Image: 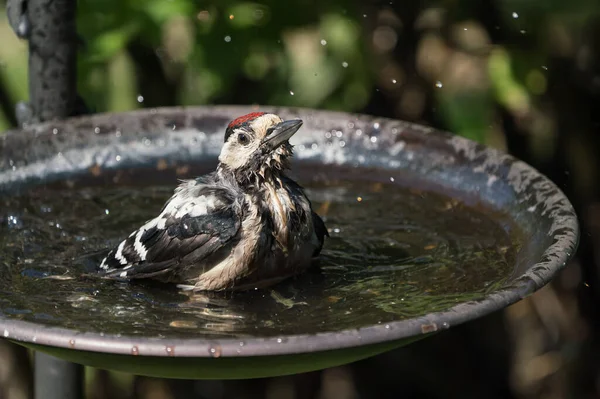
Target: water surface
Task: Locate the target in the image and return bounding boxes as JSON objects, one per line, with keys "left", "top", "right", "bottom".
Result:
{"left": 0, "top": 172, "right": 522, "bottom": 339}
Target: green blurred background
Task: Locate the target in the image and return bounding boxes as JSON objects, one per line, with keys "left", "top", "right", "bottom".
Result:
{"left": 1, "top": 0, "right": 600, "bottom": 398}
{"left": 5, "top": 0, "right": 595, "bottom": 148}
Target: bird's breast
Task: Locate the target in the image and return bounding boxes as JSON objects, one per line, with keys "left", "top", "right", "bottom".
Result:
{"left": 259, "top": 180, "right": 311, "bottom": 252}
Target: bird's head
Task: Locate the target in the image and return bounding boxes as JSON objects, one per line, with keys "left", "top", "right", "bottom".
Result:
{"left": 218, "top": 112, "right": 302, "bottom": 185}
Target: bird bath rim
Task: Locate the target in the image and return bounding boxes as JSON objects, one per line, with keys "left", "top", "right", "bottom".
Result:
{"left": 0, "top": 105, "right": 579, "bottom": 359}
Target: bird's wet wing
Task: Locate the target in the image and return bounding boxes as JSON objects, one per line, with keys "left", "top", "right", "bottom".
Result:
{"left": 98, "top": 188, "right": 241, "bottom": 280}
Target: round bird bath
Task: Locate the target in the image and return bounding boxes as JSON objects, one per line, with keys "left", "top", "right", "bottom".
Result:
{"left": 0, "top": 106, "right": 578, "bottom": 383}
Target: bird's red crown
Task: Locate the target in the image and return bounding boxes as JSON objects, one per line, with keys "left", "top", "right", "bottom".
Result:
{"left": 227, "top": 112, "right": 266, "bottom": 129}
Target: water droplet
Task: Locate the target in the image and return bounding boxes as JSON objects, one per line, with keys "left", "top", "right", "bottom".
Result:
{"left": 363, "top": 14, "right": 367, "bottom": 18}
{"left": 391, "top": 79, "right": 397, "bottom": 84}
{"left": 7, "top": 215, "right": 20, "bottom": 226}
{"left": 342, "top": 61, "right": 349, "bottom": 68}
{"left": 320, "top": 39, "right": 327, "bottom": 46}
{"left": 115, "top": 155, "right": 121, "bottom": 162}
{"left": 229, "top": 14, "right": 234, "bottom": 20}
{"left": 137, "top": 95, "right": 144, "bottom": 103}
{"left": 512, "top": 12, "right": 519, "bottom": 19}
{"left": 239, "top": 341, "right": 245, "bottom": 347}
{"left": 224, "top": 35, "right": 232, "bottom": 43}
{"left": 370, "top": 136, "right": 378, "bottom": 143}
{"left": 435, "top": 81, "right": 443, "bottom": 88}
{"left": 357, "top": 196, "right": 363, "bottom": 202}
{"left": 390, "top": 177, "right": 395, "bottom": 182}
{"left": 94, "top": 127, "right": 100, "bottom": 134}
{"left": 131, "top": 346, "right": 139, "bottom": 355}
{"left": 339, "top": 140, "right": 346, "bottom": 147}
{"left": 115, "top": 130, "right": 122, "bottom": 137}
{"left": 3, "top": 330, "right": 8, "bottom": 337}
{"left": 289, "top": 91, "right": 294, "bottom": 96}
{"left": 385, "top": 324, "right": 391, "bottom": 329}
{"left": 520, "top": 29, "right": 526, "bottom": 34}
{"left": 166, "top": 346, "right": 175, "bottom": 356}
{"left": 104, "top": 209, "right": 110, "bottom": 215}
{"left": 373, "top": 122, "right": 380, "bottom": 129}
{"left": 52, "top": 128, "right": 58, "bottom": 135}
{"left": 542, "top": 65, "right": 548, "bottom": 71}
{"left": 276, "top": 338, "right": 282, "bottom": 343}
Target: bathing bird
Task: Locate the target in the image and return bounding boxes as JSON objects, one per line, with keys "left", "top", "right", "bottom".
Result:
{"left": 98, "top": 112, "right": 328, "bottom": 291}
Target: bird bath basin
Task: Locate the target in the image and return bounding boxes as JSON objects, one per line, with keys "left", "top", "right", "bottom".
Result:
{"left": 0, "top": 106, "right": 578, "bottom": 379}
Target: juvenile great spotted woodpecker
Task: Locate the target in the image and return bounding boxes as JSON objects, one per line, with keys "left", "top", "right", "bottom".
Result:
{"left": 98, "top": 112, "right": 328, "bottom": 291}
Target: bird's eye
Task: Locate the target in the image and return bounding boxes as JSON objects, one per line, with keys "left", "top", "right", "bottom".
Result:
{"left": 238, "top": 133, "right": 249, "bottom": 145}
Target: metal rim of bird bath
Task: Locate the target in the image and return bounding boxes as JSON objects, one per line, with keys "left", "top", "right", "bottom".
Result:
{"left": 0, "top": 105, "right": 579, "bottom": 360}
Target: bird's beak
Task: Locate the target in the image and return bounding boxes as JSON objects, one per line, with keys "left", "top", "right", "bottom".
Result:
{"left": 262, "top": 119, "right": 303, "bottom": 151}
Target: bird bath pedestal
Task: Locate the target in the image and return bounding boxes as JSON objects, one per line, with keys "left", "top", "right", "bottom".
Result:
{"left": 0, "top": 106, "right": 578, "bottom": 398}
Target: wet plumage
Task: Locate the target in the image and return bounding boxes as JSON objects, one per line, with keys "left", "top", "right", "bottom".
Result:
{"left": 98, "top": 112, "right": 328, "bottom": 291}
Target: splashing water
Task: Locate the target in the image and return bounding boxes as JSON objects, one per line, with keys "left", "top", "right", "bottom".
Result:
{"left": 0, "top": 172, "right": 522, "bottom": 339}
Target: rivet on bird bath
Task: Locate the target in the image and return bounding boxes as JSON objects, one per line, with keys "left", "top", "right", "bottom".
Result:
{"left": 209, "top": 346, "right": 222, "bottom": 358}
{"left": 0, "top": 106, "right": 578, "bottom": 379}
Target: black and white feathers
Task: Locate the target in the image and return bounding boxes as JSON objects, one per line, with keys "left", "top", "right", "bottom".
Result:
{"left": 99, "top": 176, "right": 241, "bottom": 281}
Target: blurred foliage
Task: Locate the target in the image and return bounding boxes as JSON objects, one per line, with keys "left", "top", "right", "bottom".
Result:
{"left": 75, "top": 0, "right": 371, "bottom": 112}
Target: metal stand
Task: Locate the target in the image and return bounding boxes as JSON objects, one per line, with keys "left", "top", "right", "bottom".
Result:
{"left": 7, "top": 0, "right": 84, "bottom": 125}
{"left": 27, "top": 0, "right": 78, "bottom": 123}
{"left": 7, "top": 1, "right": 89, "bottom": 397}
{"left": 34, "top": 352, "right": 84, "bottom": 399}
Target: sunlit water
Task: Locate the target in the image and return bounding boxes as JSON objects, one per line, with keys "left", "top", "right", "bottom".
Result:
{"left": 0, "top": 174, "right": 522, "bottom": 338}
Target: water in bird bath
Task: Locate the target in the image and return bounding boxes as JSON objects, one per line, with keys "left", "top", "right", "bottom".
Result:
{"left": 0, "top": 165, "right": 522, "bottom": 339}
